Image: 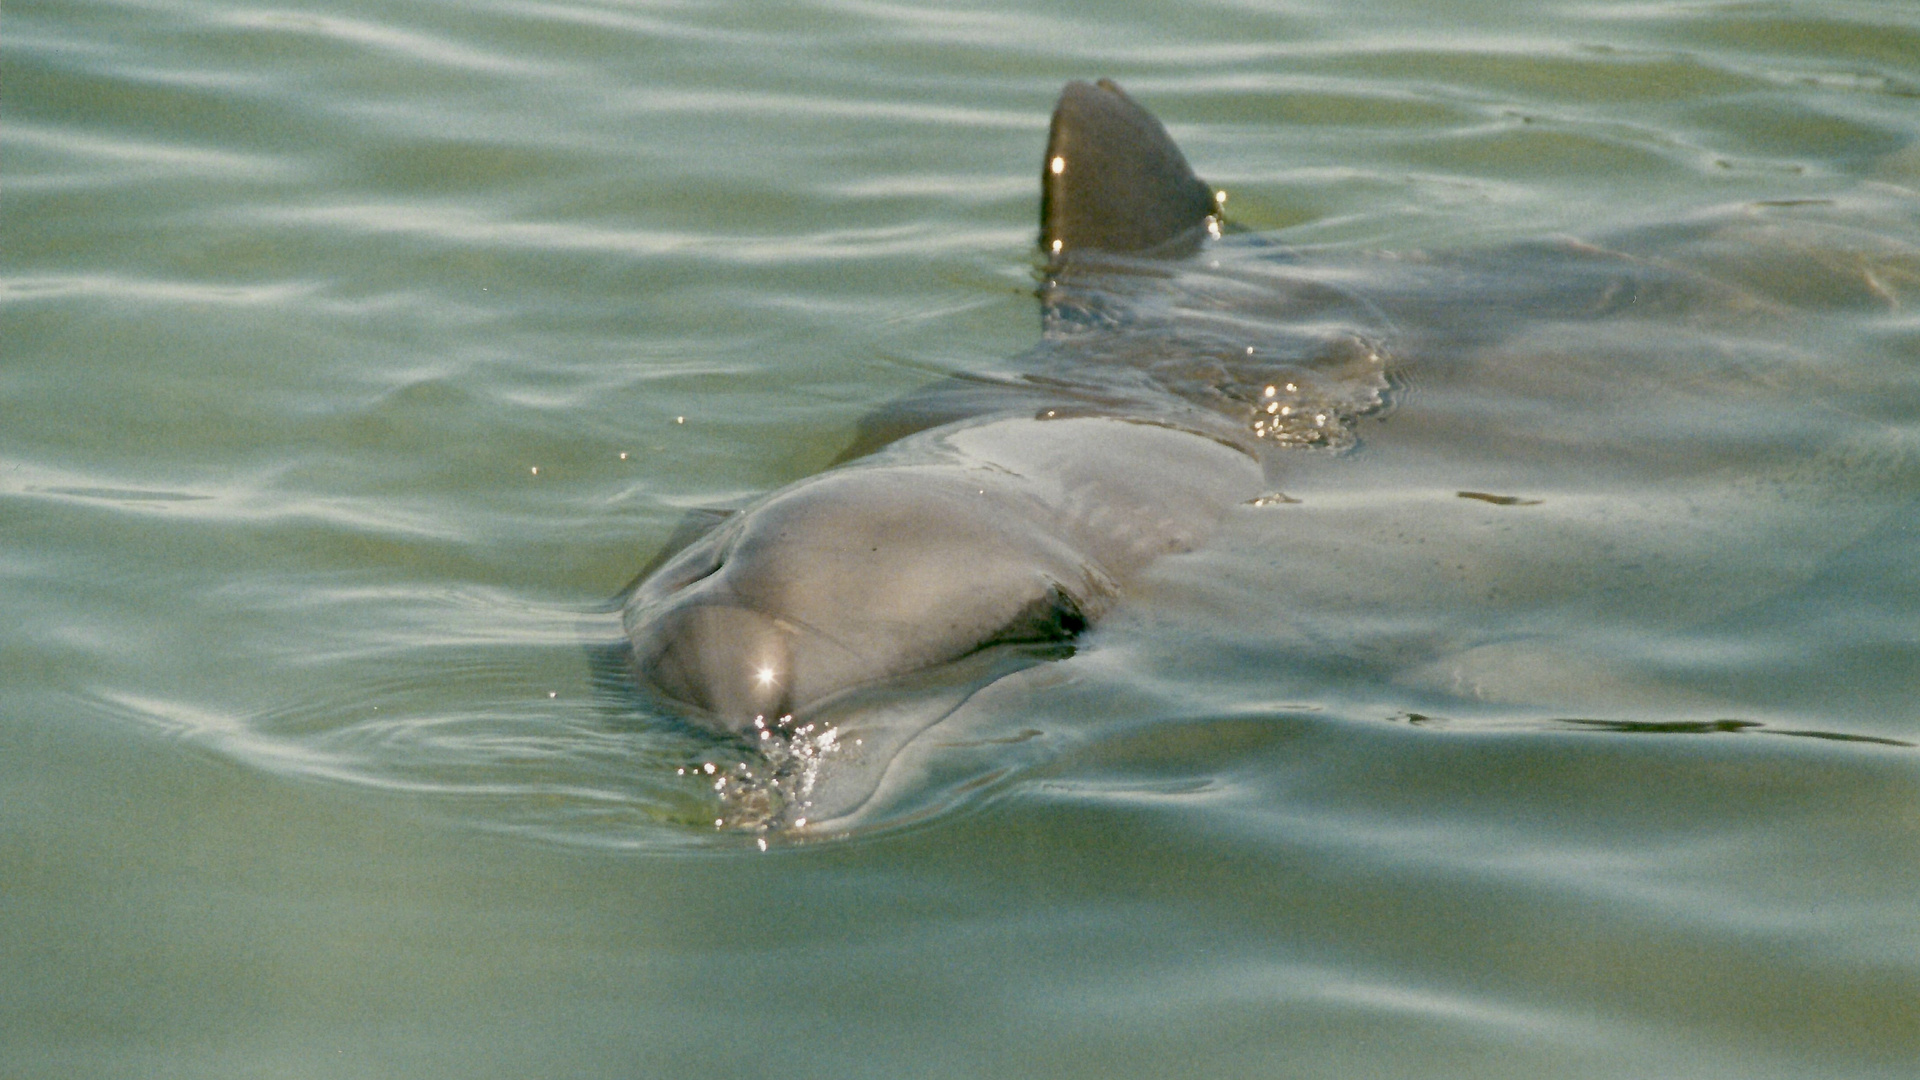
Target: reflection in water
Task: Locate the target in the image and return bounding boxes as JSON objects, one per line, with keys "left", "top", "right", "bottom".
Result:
{"left": 1394, "top": 712, "right": 1917, "bottom": 747}
{"left": 1555, "top": 717, "right": 1916, "bottom": 747}
{"left": 1457, "top": 491, "right": 1542, "bottom": 506}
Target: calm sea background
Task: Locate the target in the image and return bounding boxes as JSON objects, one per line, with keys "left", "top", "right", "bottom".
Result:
{"left": 5, "top": 0, "right": 1918, "bottom": 1077}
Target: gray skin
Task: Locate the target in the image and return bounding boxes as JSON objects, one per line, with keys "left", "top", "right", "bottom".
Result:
{"left": 625, "top": 81, "right": 1252, "bottom": 732}
{"left": 625, "top": 415, "right": 1265, "bottom": 729}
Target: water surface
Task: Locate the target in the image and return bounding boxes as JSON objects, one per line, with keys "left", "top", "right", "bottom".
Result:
{"left": 5, "top": 0, "right": 1918, "bottom": 1076}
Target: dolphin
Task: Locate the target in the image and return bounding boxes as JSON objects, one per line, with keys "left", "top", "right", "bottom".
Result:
{"left": 622, "top": 81, "right": 1920, "bottom": 832}
{"left": 624, "top": 80, "right": 1275, "bottom": 739}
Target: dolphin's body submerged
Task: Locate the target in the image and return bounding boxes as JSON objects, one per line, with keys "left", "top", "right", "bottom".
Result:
{"left": 621, "top": 80, "right": 1848, "bottom": 829}
{"left": 625, "top": 81, "right": 1284, "bottom": 742}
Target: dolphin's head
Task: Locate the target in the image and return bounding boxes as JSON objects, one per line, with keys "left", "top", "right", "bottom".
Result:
{"left": 623, "top": 461, "right": 1109, "bottom": 736}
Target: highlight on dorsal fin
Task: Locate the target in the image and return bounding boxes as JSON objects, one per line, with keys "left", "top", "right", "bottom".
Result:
{"left": 1040, "top": 79, "right": 1219, "bottom": 264}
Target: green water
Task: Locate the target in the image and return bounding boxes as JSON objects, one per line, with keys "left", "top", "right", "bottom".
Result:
{"left": 5, "top": 0, "right": 1918, "bottom": 1076}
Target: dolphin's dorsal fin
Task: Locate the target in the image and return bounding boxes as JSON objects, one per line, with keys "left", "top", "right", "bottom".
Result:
{"left": 1040, "top": 80, "right": 1217, "bottom": 263}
